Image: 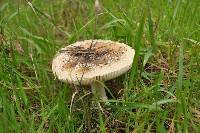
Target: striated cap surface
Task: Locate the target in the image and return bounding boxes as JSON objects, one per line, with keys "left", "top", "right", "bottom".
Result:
{"left": 52, "top": 40, "right": 135, "bottom": 85}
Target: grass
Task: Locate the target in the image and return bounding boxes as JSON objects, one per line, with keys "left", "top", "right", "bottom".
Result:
{"left": 0, "top": 0, "right": 200, "bottom": 132}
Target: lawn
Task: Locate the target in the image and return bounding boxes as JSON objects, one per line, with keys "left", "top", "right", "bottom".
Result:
{"left": 0, "top": 0, "right": 200, "bottom": 132}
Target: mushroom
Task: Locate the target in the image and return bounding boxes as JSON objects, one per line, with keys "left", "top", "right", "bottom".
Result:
{"left": 52, "top": 40, "right": 135, "bottom": 101}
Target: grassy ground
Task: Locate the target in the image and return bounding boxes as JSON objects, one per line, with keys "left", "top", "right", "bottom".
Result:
{"left": 0, "top": 0, "right": 200, "bottom": 132}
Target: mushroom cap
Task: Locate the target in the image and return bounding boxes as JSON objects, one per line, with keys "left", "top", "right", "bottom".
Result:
{"left": 52, "top": 40, "right": 135, "bottom": 85}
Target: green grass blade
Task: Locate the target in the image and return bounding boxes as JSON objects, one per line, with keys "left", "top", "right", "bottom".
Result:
{"left": 128, "top": 12, "right": 146, "bottom": 89}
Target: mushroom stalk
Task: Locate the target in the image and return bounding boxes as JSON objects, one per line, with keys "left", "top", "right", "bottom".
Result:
{"left": 91, "top": 82, "right": 107, "bottom": 101}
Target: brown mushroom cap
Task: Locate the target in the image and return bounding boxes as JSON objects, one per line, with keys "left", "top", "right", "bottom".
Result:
{"left": 52, "top": 40, "right": 135, "bottom": 85}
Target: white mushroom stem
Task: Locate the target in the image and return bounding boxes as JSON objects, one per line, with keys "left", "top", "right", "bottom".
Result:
{"left": 91, "top": 82, "right": 108, "bottom": 101}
